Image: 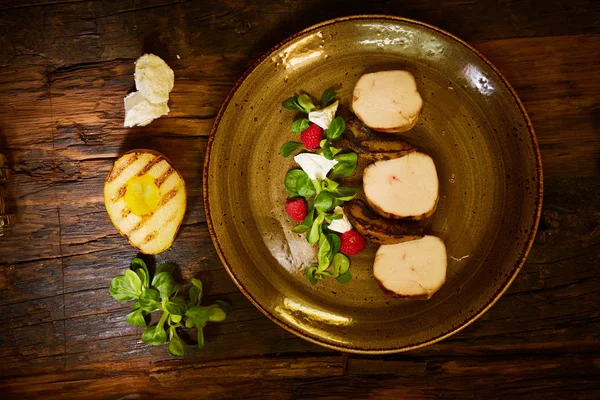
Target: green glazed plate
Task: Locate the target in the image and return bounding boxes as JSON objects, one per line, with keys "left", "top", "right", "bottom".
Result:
{"left": 204, "top": 15, "right": 542, "bottom": 353}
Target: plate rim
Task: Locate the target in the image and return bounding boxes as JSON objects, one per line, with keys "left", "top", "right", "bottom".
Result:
{"left": 203, "top": 14, "right": 543, "bottom": 354}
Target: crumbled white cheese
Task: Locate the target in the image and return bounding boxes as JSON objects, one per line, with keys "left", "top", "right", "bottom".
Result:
{"left": 123, "top": 91, "right": 169, "bottom": 127}
{"left": 294, "top": 153, "right": 338, "bottom": 181}
{"left": 308, "top": 100, "right": 339, "bottom": 130}
{"left": 134, "top": 54, "right": 175, "bottom": 104}
{"left": 124, "top": 54, "right": 174, "bottom": 127}
{"left": 327, "top": 206, "right": 353, "bottom": 233}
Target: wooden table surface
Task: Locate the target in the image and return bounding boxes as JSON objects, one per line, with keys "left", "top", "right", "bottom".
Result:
{"left": 0, "top": 1, "right": 599, "bottom": 398}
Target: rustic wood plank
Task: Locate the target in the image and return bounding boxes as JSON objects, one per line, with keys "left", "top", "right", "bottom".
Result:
{"left": 474, "top": 34, "right": 600, "bottom": 180}
{"left": 1, "top": 1, "right": 599, "bottom": 68}
{"left": 48, "top": 55, "right": 246, "bottom": 133}
{"left": 343, "top": 354, "right": 599, "bottom": 399}
{"left": 0, "top": 355, "right": 345, "bottom": 399}
{"left": 1, "top": 353, "right": 597, "bottom": 399}
{"left": 0, "top": 61, "right": 60, "bottom": 266}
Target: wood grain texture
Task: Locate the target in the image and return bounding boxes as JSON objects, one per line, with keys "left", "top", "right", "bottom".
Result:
{"left": 0, "top": 0, "right": 599, "bottom": 398}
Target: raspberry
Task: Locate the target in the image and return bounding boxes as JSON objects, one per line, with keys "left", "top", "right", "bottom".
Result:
{"left": 300, "top": 124, "right": 323, "bottom": 150}
{"left": 339, "top": 229, "right": 365, "bottom": 255}
{"left": 285, "top": 198, "right": 307, "bottom": 222}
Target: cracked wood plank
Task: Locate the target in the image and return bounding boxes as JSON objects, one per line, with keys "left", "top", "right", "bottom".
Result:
{"left": 1, "top": 1, "right": 600, "bottom": 67}
{"left": 0, "top": 353, "right": 598, "bottom": 398}
{"left": 474, "top": 34, "right": 600, "bottom": 180}
{"left": 0, "top": 355, "right": 345, "bottom": 399}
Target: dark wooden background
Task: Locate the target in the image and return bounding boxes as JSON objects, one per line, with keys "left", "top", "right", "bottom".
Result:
{"left": 0, "top": 0, "right": 599, "bottom": 398}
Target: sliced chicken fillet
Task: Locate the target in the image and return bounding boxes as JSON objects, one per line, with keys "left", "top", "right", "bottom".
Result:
{"left": 374, "top": 236, "right": 447, "bottom": 299}
{"left": 352, "top": 70, "right": 423, "bottom": 133}
{"left": 363, "top": 152, "right": 439, "bottom": 220}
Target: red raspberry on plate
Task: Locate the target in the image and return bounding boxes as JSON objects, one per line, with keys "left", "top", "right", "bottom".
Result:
{"left": 285, "top": 198, "right": 307, "bottom": 222}
{"left": 300, "top": 124, "right": 323, "bottom": 150}
{"left": 339, "top": 229, "right": 365, "bottom": 255}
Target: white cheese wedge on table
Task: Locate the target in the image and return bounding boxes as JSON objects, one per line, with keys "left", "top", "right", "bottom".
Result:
{"left": 124, "top": 53, "right": 174, "bottom": 127}
{"left": 134, "top": 53, "right": 175, "bottom": 104}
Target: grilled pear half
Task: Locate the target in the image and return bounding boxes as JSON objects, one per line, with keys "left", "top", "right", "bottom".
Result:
{"left": 104, "top": 149, "right": 186, "bottom": 254}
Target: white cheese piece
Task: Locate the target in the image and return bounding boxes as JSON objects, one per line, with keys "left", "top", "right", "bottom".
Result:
{"left": 327, "top": 206, "right": 353, "bottom": 233}
{"left": 134, "top": 54, "right": 175, "bottom": 104}
{"left": 123, "top": 91, "right": 169, "bottom": 127}
{"left": 294, "top": 153, "right": 338, "bottom": 181}
{"left": 308, "top": 100, "right": 339, "bottom": 130}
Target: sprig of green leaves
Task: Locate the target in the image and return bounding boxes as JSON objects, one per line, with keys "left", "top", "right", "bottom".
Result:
{"left": 110, "top": 258, "right": 231, "bottom": 357}
{"left": 290, "top": 177, "right": 357, "bottom": 284}
{"left": 281, "top": 89, "right": 359, "bottom": 285}
{"left": 282, "top": 90, "right": 347, "bottom": 153}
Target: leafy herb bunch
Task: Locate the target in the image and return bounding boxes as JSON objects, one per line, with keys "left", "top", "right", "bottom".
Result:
{"left": 279, "top": 89, "right": 359, "bottom": 285}
{"left": 280, "top": 89, "right": 346, "bottom": 160}
{"left": 110, "top": 258, "right": 231, "bottom": 356}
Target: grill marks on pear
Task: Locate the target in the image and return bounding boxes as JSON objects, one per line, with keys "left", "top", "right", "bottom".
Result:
{"left": 104, "top": 150, "right": 186, "bottom": 254}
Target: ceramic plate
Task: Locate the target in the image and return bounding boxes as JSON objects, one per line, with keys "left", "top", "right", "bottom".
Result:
{"left": 204, "top": 15, "right": 542, "bottom": 353}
